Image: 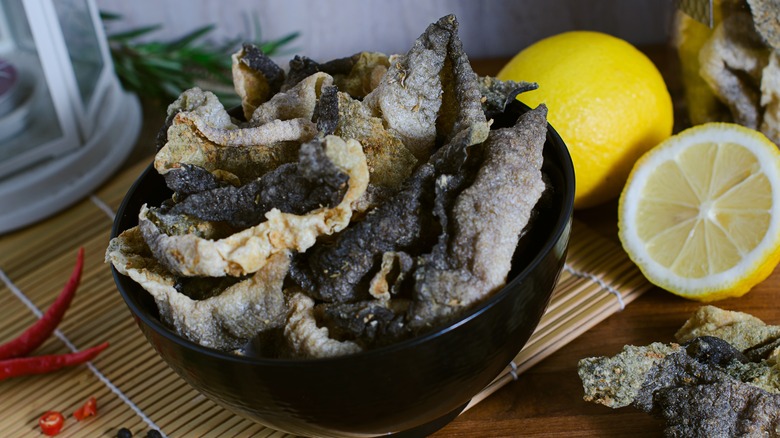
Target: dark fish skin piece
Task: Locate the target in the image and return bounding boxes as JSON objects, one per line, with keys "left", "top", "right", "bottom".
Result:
{"left": 155, "top": 111, "right": 178, "bottom": 151}
{"left": 434, "top": 14, "right": 489, "bottom": 148}
{"left": 362, "top": 14, "right": 489, "bottom": 161}
{"left": 238, "top": 43, "right": 285, "bottom": 95}
{"left": 655, "top": 379, "right": 780, "bottom": 438}
{"left": 408, "top": 106, "right": 547, "bottom": 330}
{"left": 639, "top": 346, "right": 780, "bottom": 438}
{"left": 289, "top": 105, "right": 546, "bottom": 311}
{"left": 744, "top": 336, "right": 780, "bottom": 362}
{"left": 314, "top": 300, "right": 410, "bottom": 348}
{"left": 581, "top": 335, "right": 780, "bottom": 437}
{"left": 174, "top": 275, "right": 246, "bottom": 300}
{"left": 232, "top": 43, "right": 287, "bottom": 121}
{"left": 163, "top": 164, "right": 223, "bottom": 196}
{"left": 478, "top": 76, "right": 539, "bottom": 121}
{"left": 631, "top": 339, "right": 740, "bottom": 413}
{"left": 313, "top": 85, "right": 339, "bottom": 135}
{"left": 282, "top": 54, "right": 359, "bottom": 92}
{"left": 683, "top": 335, "right": 749, "bottom": 367}
{"left": 283, "top": 56, "right": 322, "bottom": 92}
{"left": 289, "top": 163, "right": 438, "bottom": 303}
{"left": 287, "top": 14, "right": 503, "bottom": 305}
{"left": 747, "top": 0, "right": 780, "bottom": 50}
{"left": 165, "top": 138, "right": 349, "bottom": 228}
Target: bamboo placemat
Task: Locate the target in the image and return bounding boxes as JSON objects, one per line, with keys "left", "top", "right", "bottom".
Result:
{"left": 0, "top": 159, "right": 652, "bottom": 437}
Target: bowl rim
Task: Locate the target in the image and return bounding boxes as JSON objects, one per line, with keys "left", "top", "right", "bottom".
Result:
{"left": 110, "top": 113, "right": 575, "bottom": 367}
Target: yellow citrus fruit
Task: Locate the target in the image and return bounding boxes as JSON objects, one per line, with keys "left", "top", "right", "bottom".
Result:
{"left": 618, "top": 123, "right": 780, "bottom": 302}
{"left": 497, "top": 31, "right": 673, "bottom": 209}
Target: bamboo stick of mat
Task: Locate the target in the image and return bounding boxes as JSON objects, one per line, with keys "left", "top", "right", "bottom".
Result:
{"left": 0, "top": 159, "right": 650, "bottom": 437}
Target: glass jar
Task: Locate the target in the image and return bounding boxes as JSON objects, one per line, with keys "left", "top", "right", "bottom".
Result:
{"left": 674, "top": 0, "right": 779, "bottom": 143}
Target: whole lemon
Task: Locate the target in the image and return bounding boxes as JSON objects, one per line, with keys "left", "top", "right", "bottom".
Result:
{"left": 498, "top": 31, "right": 673, "bottom": 209}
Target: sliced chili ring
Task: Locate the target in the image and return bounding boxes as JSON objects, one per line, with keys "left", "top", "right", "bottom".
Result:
{"left": 39, "top": 411, "right": 65, "bottom": 436}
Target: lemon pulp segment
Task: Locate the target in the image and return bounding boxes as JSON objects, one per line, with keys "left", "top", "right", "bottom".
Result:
{"left": 636, "top": 141, "right": 771, "bottom": 281}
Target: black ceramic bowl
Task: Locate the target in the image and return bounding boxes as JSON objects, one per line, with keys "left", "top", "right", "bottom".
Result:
{"left": 110, "top": 101, "right": 574, "bottom": 437}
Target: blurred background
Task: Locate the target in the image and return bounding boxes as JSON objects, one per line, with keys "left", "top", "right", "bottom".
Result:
{"left": 96, "top": 0, "right": 677, "bottom": 62}
{"left": 94, "top": 0, "right": 680, "bottom": 164}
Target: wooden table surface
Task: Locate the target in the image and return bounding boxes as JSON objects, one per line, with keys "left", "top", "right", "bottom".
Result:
{"left": 116, "top": 45, "right": 780, "bottom": 437}
{"left": 428, "top": 46, "right": 780, "bottom": 436}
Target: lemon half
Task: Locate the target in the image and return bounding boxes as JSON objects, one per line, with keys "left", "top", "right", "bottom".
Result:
{"left": 618, "top": 123, "right": 780, "bottom": 301}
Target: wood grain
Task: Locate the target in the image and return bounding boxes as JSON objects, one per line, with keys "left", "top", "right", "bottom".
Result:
{"left": 434, "top": 284, "right": 780, "bottom": 437}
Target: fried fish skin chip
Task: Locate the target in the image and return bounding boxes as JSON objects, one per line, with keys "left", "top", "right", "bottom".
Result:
{"left": 578, "top": 342, "right": 684, "bottom": 409}
{"left": 106, "top": 227, "right": 290, "bottom": 351}
{"left": 313, "top": 85, "right": 339, "bottom": 135}
{"left": 368, "top": 251, "right": 414, "bottom": 300}
{"left": 162, "top": 137, "right": 349, "bottom": 229}
{"left": 232, "top": 43, "right": 285, "bottom": 121}
{"left": 335, "top": 91, "right": 418, "bottom": 189}
{"left": 188, "top": 115, "right": 317, "bottom": 148}
{"left": 578, "top": 306, "right": 780, "bottom": 437}
{"left": 432, "top": 16, "right": 490, "bottom": 149}
{"left": 580, "top": 337, "right": 780, "bottom": 437}
{"left": 746, "top": 0, "right": 780, "bottom": 51}
{"left": 284, "top": 292, "right": 362, "bottom": 358}
{"left": 675, "top": 305, "right": 780, "bottom": 353}
{"left": 478, "top": 75, "right": 539, "bottom": 120}
{"left": 141, "top": 134, "right": 369, "bottom": 277}
{"left": 314, "top": 298, "right": 411, "bottom": 349}
{"left": 155, "top": 88, "right": 305, "bottom": 182}
{"left": 760, "top": 51, "right": 780, "bottom": 144}
{"left": 657, "top": 378, "right": 780, "bottom": 437}
{"left": 579, "top": 337, "right": 750, "bottom": 411}
{"left": 289, "top": 162, "right": 437, "bottom": 303}
{"left": 362, "top": 24, "right": 443, "bottom": 159}
{"left": 250, "top": 72, "right": 334, "bottom": 125}
{"left": 448, "top": 107, "right": 547, "bottom": 288}
{"left": 281, "top": 52, "right": 390, "bottom": 97}
{"left": 409, "top": 105, "right": 548, "bottom": 329}
{"left": 289, "top": 95, "right": 504, "bottom": 305}
{"left": 163, "top": 163, "right": 224, "bottom": 197}
{"left": 332, "top": 52, "right": 390, "bottom": 98}
{"left": 364, "top": 14, "right": 490, "bottom": 160}
{"left": 699, "top": 10, "right": 770, "bottom": 129}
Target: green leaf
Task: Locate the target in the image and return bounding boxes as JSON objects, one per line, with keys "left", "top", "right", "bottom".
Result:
{"left": 100, "top": 11, "right": 122, "bottom": 21}
{"left": 101, "top": 9, "right": 300, "bottom": 104}
{"left": 167, "top": 24, "right": 216, "bottom": 51}
{"left": 139, "top": 56, "right": 187, "bottom": 72}
{"left": 108, "top": 25, "right": 162, "bottom": 42}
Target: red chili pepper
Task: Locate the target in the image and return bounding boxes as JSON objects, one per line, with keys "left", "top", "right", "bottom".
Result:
{"left": 0, "top": 248, "right": 84, "bottom": 360}
{"left": 0, "top": 342, "right": 108, "bottom": 381}
{"left": 73, "top": 396, "right": 97, "bottom": 421}
{"left": 38, "top": 411, "right": 64, "bottom": 436}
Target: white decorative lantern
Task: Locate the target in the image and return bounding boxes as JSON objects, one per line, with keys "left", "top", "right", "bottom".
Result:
{"left": 0, "top": 0, "right": 141, "bottom": 232}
